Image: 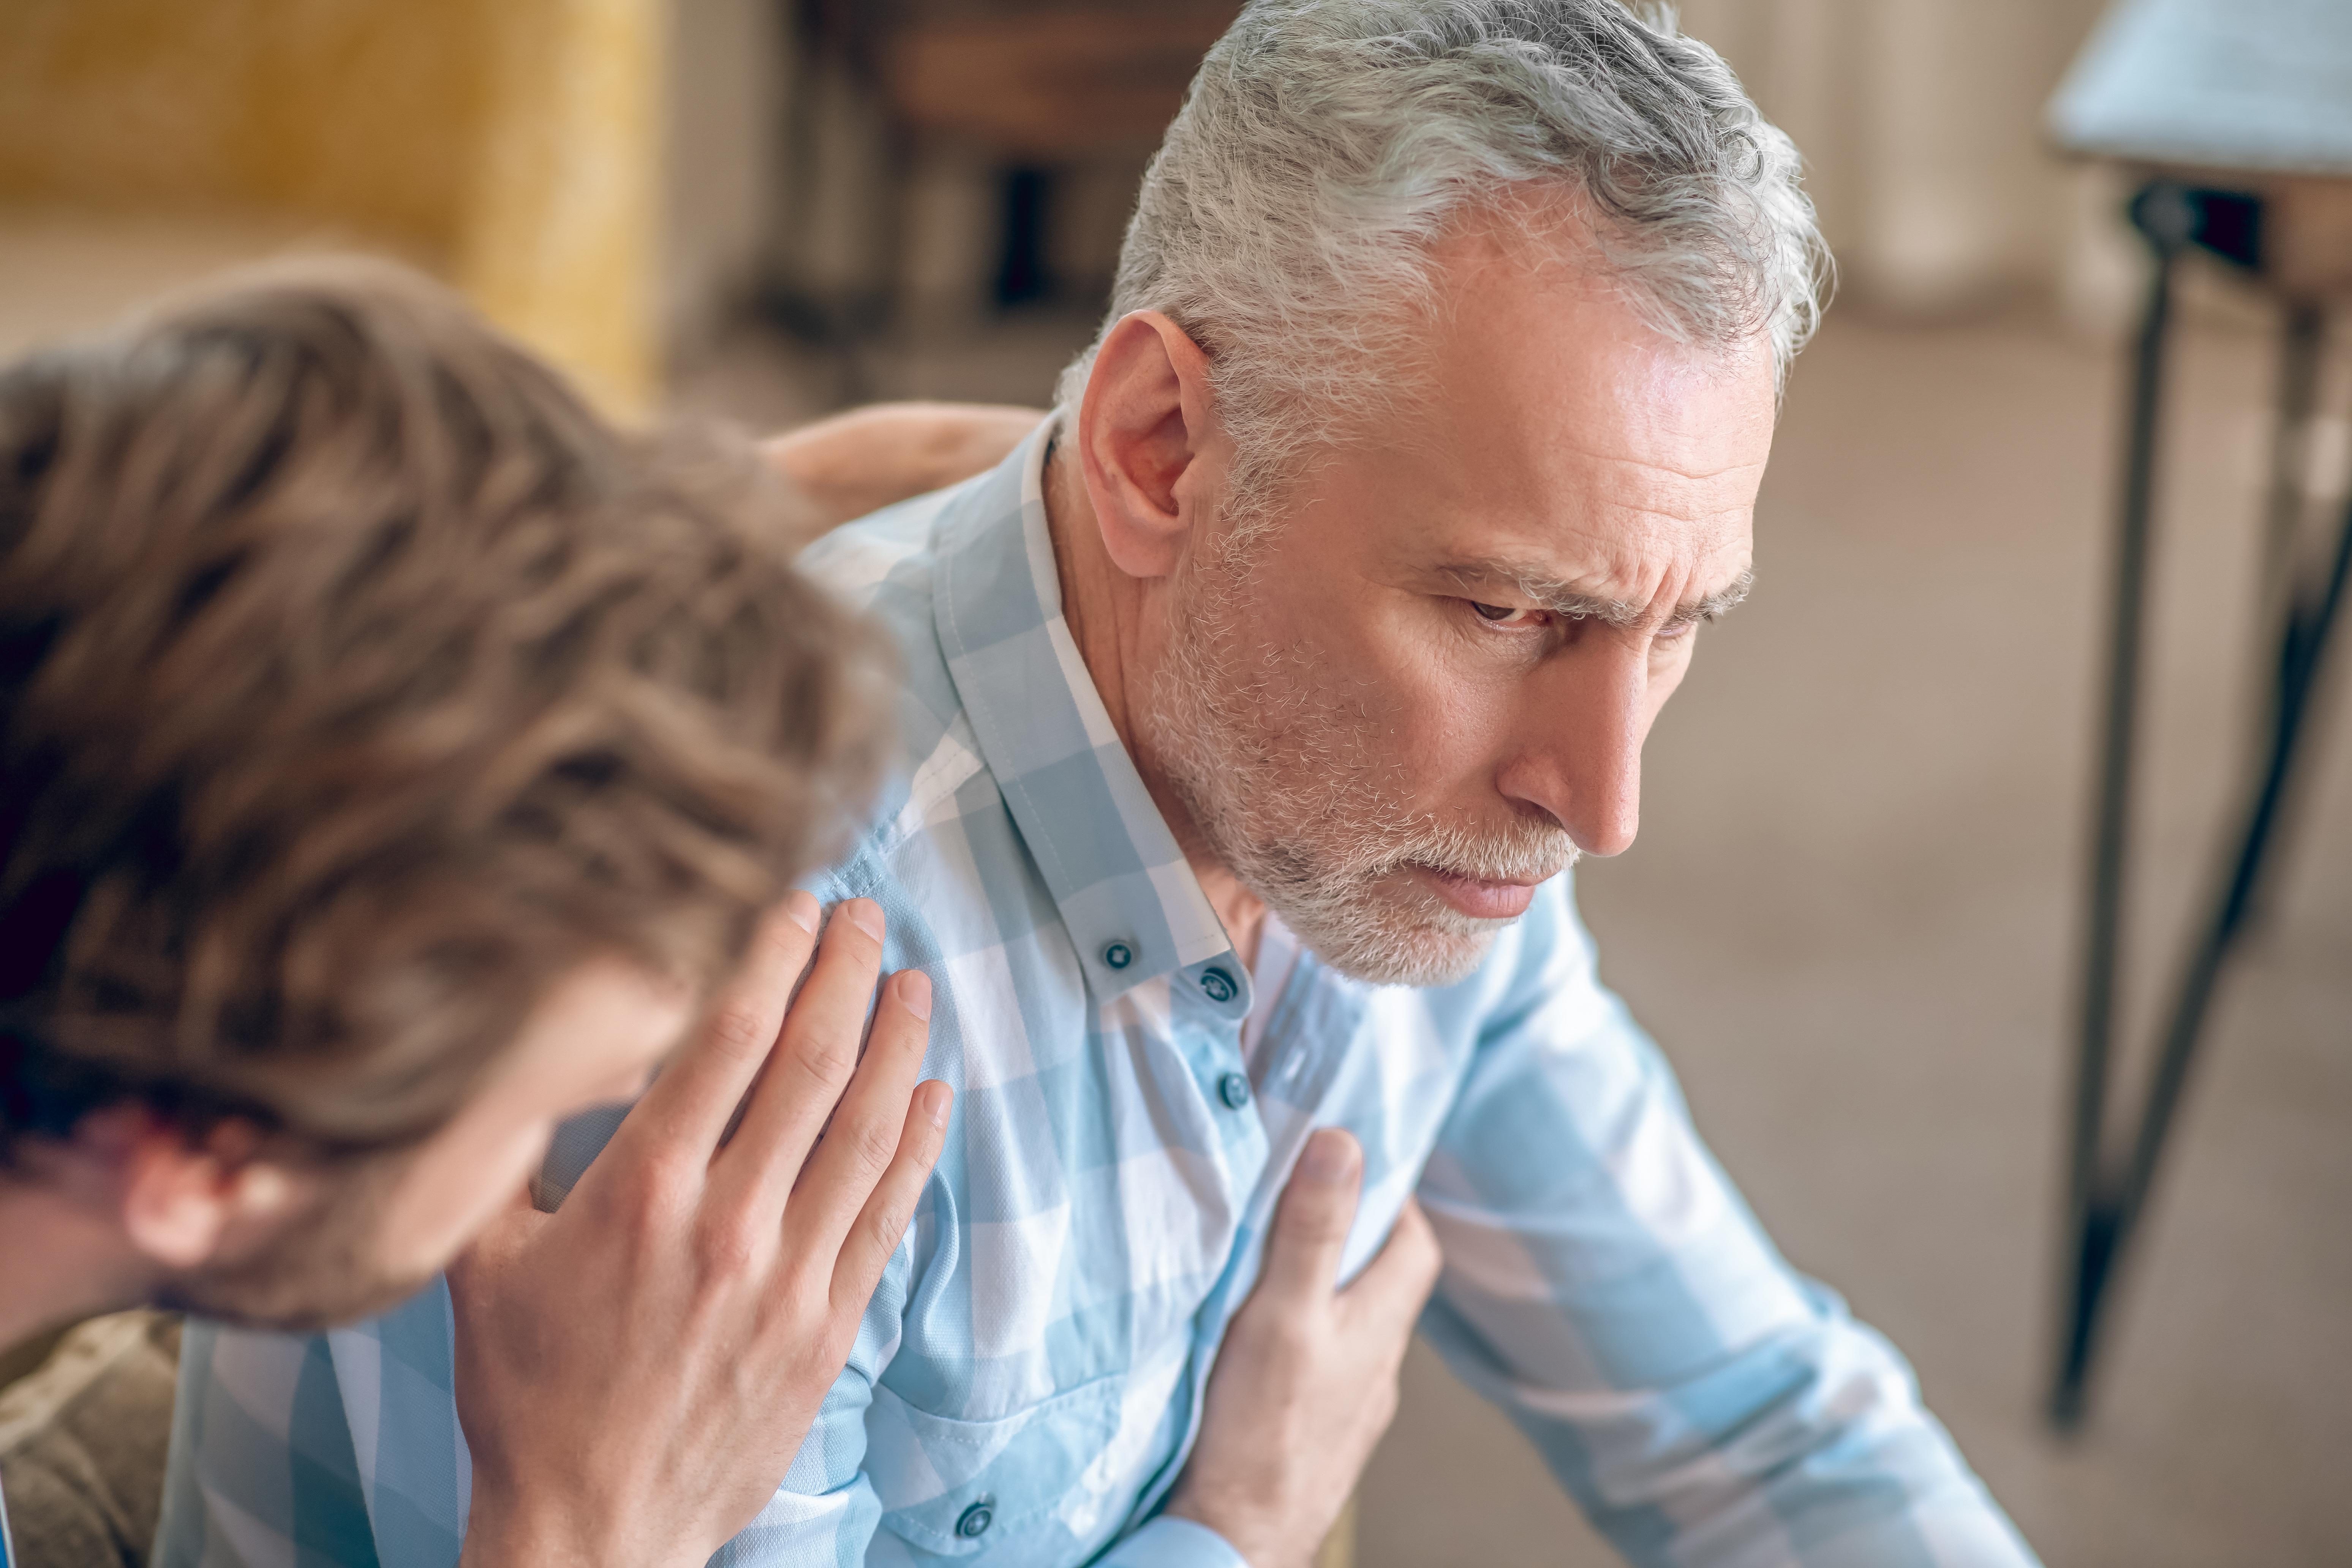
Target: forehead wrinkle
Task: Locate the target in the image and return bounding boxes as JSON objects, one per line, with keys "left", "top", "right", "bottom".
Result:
{"left": 1542, "top": 433, "right": 1771, "bottom": 488}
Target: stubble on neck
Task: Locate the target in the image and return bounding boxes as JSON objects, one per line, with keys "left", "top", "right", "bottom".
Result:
{"left": 1040, "top": 443, "right": 1270, "bottom": 967}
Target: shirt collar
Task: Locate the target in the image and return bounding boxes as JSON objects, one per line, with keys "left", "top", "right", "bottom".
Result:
{"left": 930, "top": 415, "right": 1243, "bottom": 1007}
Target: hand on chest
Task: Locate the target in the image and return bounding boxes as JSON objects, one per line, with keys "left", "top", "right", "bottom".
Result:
{"left": 861, "top": 982, "right": 1459, "bottom": 1562}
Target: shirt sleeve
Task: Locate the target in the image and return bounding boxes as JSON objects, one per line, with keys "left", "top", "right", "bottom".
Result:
{"left": 1092, "top": 1515, "right": 1251, "bottom": 1568}
{"left": 154, "top": 1236, "right": 911, "bottom": 1568}
{"left": 156, "top": 1318, "right": 384, "bottom": 1568}
{"left": 1413, "top": 880, "right": 2041, "bottom": 1568}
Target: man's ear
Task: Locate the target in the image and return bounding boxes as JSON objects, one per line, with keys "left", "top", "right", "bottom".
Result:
{"left": 106, "top": 1112, "right": 299, "bottom": 1270}
{"left": 1075, "top": 311, "right": 1225, "bottom": 580}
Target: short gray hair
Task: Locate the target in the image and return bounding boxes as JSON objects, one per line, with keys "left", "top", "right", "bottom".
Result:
{"left": 1056, "top": 0, "right": 1828, "bottom": 516}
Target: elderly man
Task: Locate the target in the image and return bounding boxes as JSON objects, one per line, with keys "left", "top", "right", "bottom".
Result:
{"left": 167, "top": 4, "right": 2042, "bottom": 1566}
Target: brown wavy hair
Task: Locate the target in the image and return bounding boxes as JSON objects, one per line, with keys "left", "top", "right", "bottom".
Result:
{"left": 0, "top": 258, "right": 893, "bottom": 1162}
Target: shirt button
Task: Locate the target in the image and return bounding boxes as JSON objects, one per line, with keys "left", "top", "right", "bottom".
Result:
{"left": 1218, "top": 1071, "right": 1252, "bottom": 1110}
{"left": 957, "top": 1498, "right": 994, "bottom": 1538}
{"left": 1198, "top": 966, "right": 1238, "bottom": 1003}
{"left": 1102, "top": 941, "right": 1135, "bottom": 971}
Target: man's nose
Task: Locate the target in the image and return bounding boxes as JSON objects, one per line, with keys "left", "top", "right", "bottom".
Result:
{"left": 1497, "top": 643, "right": 1648, "bottom": 857}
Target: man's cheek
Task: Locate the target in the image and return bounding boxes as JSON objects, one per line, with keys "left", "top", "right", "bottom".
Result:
{"left": 1364, "top": 611, "right": 1474, "bottom": 714}
{"left": 1646, "top": 645, "right": 1697, "bottom": 718}
{"left": 1398, "top": 683, "right": 1516, "bottom": 803}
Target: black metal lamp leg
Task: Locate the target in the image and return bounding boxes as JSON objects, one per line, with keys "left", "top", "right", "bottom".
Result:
{"left": 2052, "top": 185, "right": 2186, "bottom": 1431}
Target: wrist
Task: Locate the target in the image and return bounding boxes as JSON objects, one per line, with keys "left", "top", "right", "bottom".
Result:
{"left": 459, "top": 1481, "right": 697, "bottom": 1568}
{"left": 1164, "top": 1485, "right": 1287, "bottom": 1568}
{"left": 458, "top": 1505, "right": 579, "bottom": 1567}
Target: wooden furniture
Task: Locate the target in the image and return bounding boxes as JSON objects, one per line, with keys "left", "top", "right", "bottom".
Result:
{"left": 871, "top": 1, "right": 1243, "bottom": 157}
{"left": 771, "top": 1, "right": 1241, "bottom": 357}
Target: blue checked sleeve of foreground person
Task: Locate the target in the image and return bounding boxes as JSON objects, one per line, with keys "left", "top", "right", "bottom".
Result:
{"left": 156, "top": 426, "right": 2039, "bottom": 1568}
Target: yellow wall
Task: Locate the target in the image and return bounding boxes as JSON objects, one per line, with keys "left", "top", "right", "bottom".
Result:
{"left": 459, "top": 0, "right": 666, "bottom": 414}
{"left": 0, "top": 0, "right": 664, "bottom": 412}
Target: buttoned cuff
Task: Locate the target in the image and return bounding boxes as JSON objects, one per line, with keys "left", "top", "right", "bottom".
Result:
{"left": 1095, "top": 1515, "right": 1251, "bottom": 1568}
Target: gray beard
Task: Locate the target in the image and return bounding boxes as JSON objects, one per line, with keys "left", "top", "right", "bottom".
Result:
{"left": 1135, "top": 531, "right": 1576, "bottom": 987}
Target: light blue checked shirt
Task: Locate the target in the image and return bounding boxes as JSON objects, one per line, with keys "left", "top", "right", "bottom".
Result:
{"left": 157, "top": 425, "right": 2037, "bottom": 1568}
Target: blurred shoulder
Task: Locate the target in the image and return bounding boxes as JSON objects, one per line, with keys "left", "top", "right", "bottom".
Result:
{"left": 796, "top": 473, "right": 982, "bottom": 613}
{"left": 794, "top": 485, "right": 1019, "bottom": 985}
{"left": 796, "top": 475, "right": 997, "bottom": 840}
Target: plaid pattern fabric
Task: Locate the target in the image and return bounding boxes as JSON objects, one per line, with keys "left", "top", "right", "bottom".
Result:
{"left": 156, "top": 425, "right": 2038, "bottom": 1568}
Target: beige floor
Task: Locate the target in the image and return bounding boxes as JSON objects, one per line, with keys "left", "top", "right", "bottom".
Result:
{"left": 689, "top": 297, "right": 2352, "bottom": 1568}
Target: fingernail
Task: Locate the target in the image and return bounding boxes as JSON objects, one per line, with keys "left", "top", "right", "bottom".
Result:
{"left": 782, "top": 890, "right": 820, "bottom": 934}
{"left": 899, "top": 969, "right": 932, "bottom": 1020}
{"left": 1298, "top": 1129, "right": 1356, "bottom": 1183}
{"left": 844, "top": 899, "right": 885, "bottom": 941}
{"left": 923, "top": 1081, "right": 952, "bottom": 1129}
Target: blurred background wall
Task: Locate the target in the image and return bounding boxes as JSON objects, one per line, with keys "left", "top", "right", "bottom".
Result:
{"left": 0, "top": 0, "right": 2163, "bottom": 408}
{"left": 1679, "top": 0, "right": 2127, "bottom": 318}
{"left": 0, "top": 0, "right": 667, "bottom": 407}
{"left": 2, "top": 3, "right": 2346, "bottom": 1566}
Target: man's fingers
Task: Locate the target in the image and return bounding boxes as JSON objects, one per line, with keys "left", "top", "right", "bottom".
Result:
{"left": 713, "top": 899, "right": 891, "bottom": 1206}
{"left": 781, "top": 967, "right": 934, "bottom": 1248}
{"left": 1256, "top": 1128, "right": 1364, "bottom": 1303}
{"left": 614, "top": 894, "right": 819, "bottom": 1160}
{"left": 1340, "top": 1196, "right": 1442, "bottom": 1332}
{"left": 762, "top": 403, "right": 1048, "bottom": 534}
{"left": 827, "top": 1079, "right": 953, "bottom": 1317}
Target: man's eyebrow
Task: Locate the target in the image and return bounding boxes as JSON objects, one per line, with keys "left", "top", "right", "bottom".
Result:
{"left": 1435, "top": 561, "right": 1754, "bottom": 629}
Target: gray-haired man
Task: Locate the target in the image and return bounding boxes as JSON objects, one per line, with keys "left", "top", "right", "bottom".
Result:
{"left": 168, "top": 5, "right": 2041, "bottom": 1565}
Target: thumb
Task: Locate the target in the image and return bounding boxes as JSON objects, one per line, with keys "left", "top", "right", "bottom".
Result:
{"left": 1340, "top": 1195, "right": 1442, "bottom": 1333}
{"left": 1257, "top": 1128, "right": 1364, "bottom": 1302}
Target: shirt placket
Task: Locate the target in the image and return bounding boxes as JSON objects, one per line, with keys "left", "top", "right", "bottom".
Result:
{"left": 1099, "top": 952, "right": 1262, "bottom": 1532}
{"left": 1170, "top": 951, "right": 1265, "bottom": 1212}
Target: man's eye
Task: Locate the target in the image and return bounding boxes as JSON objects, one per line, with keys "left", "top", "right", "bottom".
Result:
{"left": 1469, "top": 601, "right": 1543, "bottom": 628}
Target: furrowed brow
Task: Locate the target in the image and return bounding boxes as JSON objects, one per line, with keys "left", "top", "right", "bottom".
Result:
{"left": 1438, "top": 561, "right": 1754, "bottom": 631}
{"left": 1437, "top": 563, "right": 1640, "bottom": 626}
{"left": 1665, "top": 570, "right": 1754, "bottom": 628}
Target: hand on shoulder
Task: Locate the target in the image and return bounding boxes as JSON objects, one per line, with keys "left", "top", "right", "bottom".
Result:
{"left": 450, "top": 895, "right": 948, "bottom": 1568}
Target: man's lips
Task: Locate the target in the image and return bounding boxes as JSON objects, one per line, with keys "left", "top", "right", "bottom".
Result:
{"left": 1408, "top": 865, "right": 1545, "bottom": 920}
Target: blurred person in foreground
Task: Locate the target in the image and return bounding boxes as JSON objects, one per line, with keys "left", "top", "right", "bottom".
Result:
{"left": 0, "top": 258, "right": 956, "bottom": 1568}
{"left": 0, "top": 261, "right": 1406, "bottom": 1568}
{"left": 168, "top": 3, "right": 2042, "bottom": 1567}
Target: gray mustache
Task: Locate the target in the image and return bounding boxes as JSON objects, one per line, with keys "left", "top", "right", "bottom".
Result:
{"left": 1380, "top": 828, "right": 1580, "bottom": 885}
